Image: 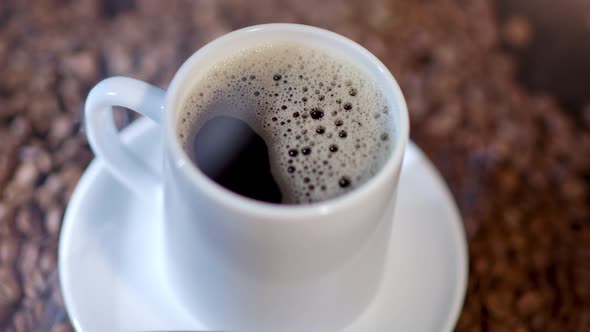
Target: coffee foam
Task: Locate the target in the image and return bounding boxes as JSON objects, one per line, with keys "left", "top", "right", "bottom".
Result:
{"left": 177, "top": 43, "right": 393, "bottom": 204}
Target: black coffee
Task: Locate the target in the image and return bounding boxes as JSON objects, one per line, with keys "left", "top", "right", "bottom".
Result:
{"left": 178, "top": 43, "right": 393, "bottom": 204}
{"left": 191, "top": 115, "right": 282, "bottom": 203}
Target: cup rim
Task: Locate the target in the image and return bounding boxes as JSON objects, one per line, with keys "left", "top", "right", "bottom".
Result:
{"left": 164, "top": 23, "right": 409, "bottom": 219}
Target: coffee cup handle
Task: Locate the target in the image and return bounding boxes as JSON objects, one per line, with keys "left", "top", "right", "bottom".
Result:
{"left": 85, "top": 76, "right": 166, "bottom": 200}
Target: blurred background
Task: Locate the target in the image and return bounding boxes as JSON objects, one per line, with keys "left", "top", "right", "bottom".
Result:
{"left": 0, "top": 0, "right": 589, "bottom": 331}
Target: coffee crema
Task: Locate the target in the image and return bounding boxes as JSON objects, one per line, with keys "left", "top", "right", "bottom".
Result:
{"left": 177, "top": 43, "right": 393, "bottom": 204}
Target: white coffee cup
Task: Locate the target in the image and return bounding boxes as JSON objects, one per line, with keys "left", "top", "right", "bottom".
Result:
{"left": 84, "top": 23, "right": 409, "bottom": 332}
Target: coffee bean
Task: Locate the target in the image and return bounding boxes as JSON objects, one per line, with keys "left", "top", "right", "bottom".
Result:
{"left": 0, "top": 267, "right": 21, "bottom": 322}
{"left": 39, "top": 251, "right": 57, "bottom": 274}
{"left": 51, "top": 322, "right": 75, "bottom": 332}
{"left": 45, "top": 207, "right": 63, "bottom": 236}
{"left": 13, "top": 162, "right": 38, "bottom": 189}
{"left": 18, "top": 243, "right": 39, "bottom": 280}
{"left": 15, "top": 205, "right": 43, "bottom": 237}
{"left": 13, "top": 310, "right": 34, "bottom": 332}
{"left": 61, "top": 51, "right": 98, "bottom": 81}
{"left": 0, "top": 238, "right": 18, "bottom": 265}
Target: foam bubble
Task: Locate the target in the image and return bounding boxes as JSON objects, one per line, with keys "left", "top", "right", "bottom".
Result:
{"left": 177, "top": 43, "right": 393, "bottom": 204}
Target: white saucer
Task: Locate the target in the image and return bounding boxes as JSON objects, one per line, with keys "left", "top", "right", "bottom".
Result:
{"left": 58, "top": 118, "right": 468, "bottom": 332}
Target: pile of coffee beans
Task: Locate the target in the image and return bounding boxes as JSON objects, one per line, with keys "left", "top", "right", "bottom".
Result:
{"left": 0, "top": 0, "right": 588, "bottom": 331}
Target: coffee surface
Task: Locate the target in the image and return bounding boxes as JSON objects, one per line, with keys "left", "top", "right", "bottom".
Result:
{"left": 178, "top": 43, "right": 393, "bottom": 204}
